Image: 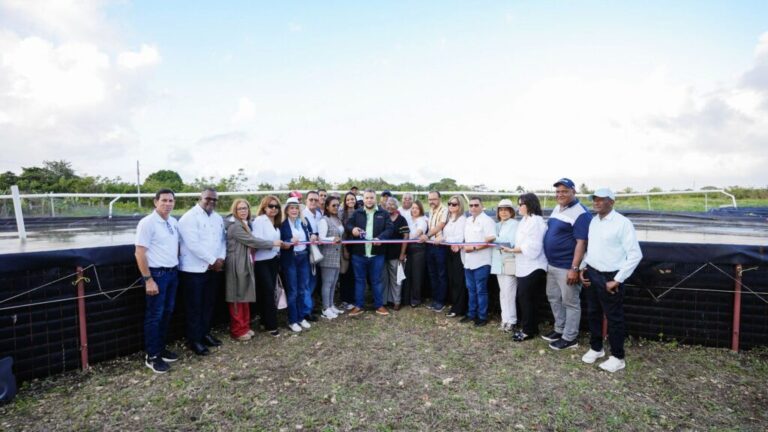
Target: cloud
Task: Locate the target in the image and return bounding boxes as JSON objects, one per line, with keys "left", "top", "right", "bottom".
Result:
{"left": 231, "top": 97, "right": 256, "bottom": 124}
{"left": 117, "top": 44, "right": 160, "bottom": 70}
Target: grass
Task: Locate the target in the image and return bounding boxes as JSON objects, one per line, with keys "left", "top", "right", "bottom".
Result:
{"left": 1, "top": 308, "right": 767, "bottom": 431}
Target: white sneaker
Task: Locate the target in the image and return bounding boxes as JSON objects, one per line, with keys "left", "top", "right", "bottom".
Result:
{"left": 599, "top": 356, "right": 626, "bottom": 373}
{"left": 299, "top": 319, "right": 311, "bottom": 329}
{"left": 322, "top": 308, "right": 337, "bottom": 319}
{"left": 331, "top": 305, "right": 344, "bottom": 315}
{"left": 582, "top": 349, "right": 606, "bottom": 364}
{"left": 288, "top": 323, "right": 302, "bottom": 333}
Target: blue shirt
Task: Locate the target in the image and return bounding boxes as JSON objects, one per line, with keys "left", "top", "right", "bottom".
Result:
{"left": 543, "top": 199, "right": 592, "bottom": 269}
{"left": 582, "top": 209, "right": 643, "bottom": 283}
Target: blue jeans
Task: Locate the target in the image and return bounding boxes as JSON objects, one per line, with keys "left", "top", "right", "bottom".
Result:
{"left": 426, "top": 245, "right": 447, "bottom": 308}
{"left": 351, "top": 254, "right": 385, "bottom": 308}
{"left": 465, "top": 265, "right": 491, "bottom": 321}
{"left": 180, "top": 271, "right": 217, "bottom": 344}
{"left": 144, "top": 267, "right": 178, "bottom": 356}
{"left": 282, "top": 251, "right": 310, "bottom": 325}
{"left": 302, "top": 266, "right": 318, "bottom": 317}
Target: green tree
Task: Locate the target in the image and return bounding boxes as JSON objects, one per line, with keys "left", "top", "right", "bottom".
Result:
{"left": 257, "top": 182, "right": 275, "bottom": 191}
{"left": 427, "top": 178, "right": 459, "bottom": 192}
{"left": 0, "top": 171, "right": 19, "bottom": 193}
{"left": 144, "top": 170, "right": 184, "bottom": 192}
{"left": 43, "top": 160, "right": 76, "bottom": 179}
{"left": 287, "top": 176, "right": 331, "bottom": 191}
{"left": 648, "top": 186, "right": 663, "bottom": 193}
{"left": 578, "top": 183, "right": 592, "bottom": 195}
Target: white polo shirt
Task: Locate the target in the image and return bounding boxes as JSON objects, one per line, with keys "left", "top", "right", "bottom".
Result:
{"left": 135, "top": 210, "right": 179, "bottom": 268}
{"left": 177, "top": 204, "right": 226, "bottom": 273}
{"left": 463, "top": 211, "right": 496, "bottom": 270}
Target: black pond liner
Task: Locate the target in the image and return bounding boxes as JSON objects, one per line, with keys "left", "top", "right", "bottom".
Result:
{"left": 0, "top": 210, "right": 766, "bottom": 383}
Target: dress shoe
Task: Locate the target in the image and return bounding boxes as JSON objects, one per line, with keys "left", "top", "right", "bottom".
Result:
{"left": 474, "top": 319, "right": 488, "bottom": 327}
{"left": 305, "top": 314, "right": 319, "bottom": 322}
{"left": 203, "top": 334, "right": 222, "bottom": 347}
{"left": 460, "top": 316, "right": 473, "bottom": 323}
{"left": 188, "top": 342, "right": 210, "bottom": 356}
{"left": 393, "top": 304, "right": 401, "bottom": 311}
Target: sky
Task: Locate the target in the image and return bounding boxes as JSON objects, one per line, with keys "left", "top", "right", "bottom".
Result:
{"left": 0, "top": 0, "right": 767, "bottom": 191}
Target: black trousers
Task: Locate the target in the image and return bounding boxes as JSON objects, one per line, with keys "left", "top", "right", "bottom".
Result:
{"left": 254, "top": 256, "right": 280, "bottom": 331}
{"left": 180, "top": 270, "right": 218, "bottom": 344}
{"left": 585, "top": 267, "right": 626, "bottom": 359}
{"left": 516, "top": 269, "right": 546, "bottom": 336}
{"left": 404, "top": 244, "right": 426, "bottom": 305}
{"left": 447, "top": 249, "right": 467, "bottom": 315}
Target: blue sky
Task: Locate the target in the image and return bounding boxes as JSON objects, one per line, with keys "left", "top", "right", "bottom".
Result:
{"left": 1, "top": 1, "right": 767, "bottom": 190}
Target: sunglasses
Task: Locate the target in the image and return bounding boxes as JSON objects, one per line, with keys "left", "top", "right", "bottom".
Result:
{"left": 447, "top": 202, "right": 459, "bottom": 207}
{"left": 267, "top": 204, "right": 280, "bottom": 209}
{"left": 469, "top": 204, "right": 480, "bottom": 208}
{"left": 308, "top": 198, "right": 318, "bottom": 202}
{"left": 203, "top": 197, "right": 218, "bottom": 202}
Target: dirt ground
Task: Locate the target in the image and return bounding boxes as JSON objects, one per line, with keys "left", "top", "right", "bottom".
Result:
{"left": 2, "top": 307, "right": 767, "bottom": 431}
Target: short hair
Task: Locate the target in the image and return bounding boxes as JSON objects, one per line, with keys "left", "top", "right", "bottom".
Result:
{"left": 364, "top": 188, "right": 376, "bottom": 195}
{"left": 154, "top": 189, "right": 175, "bottom": 200}
{"left": 402, "top": 192, "right": 413, "bottom": 199}
{"left": 202, "top": 187, "right": 217, "bottom": 194}
{"left": 447, "top": 195, "right": 465, "bottom": 221}
{"left": 518, "top": 193, "right": 543, "bottom": 216}
{"left": 412, "top": 200, "right": 425, "bottom": 217}
{"left": 386, "top": 197, "right": 399, "bottom": 208}
{"left": 256, "top": 195, "right": 283, "bottom": 228}
{"left": 469, "top": 196, "right": 482, "bottom": 203}
{"left": 324, "top": 195, "right": 340, "bottom": 214}
{"left": 429, "top": 190, "right": 441, "bottom": 198}
{"left": 230, "top": 198, "right": 251, "bottom": 221}
{"left": 318, "top": 188, "right": 327, "bottom": 193}
{"left": 306, "top": 190, "right": 319, "bottom": 197}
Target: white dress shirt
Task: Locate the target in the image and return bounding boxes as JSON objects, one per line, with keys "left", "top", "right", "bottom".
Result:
{"left": 252, "top": 214, "right": 280, "bottom": 261}
{"left": 135, "top": 210, "right": 180, "bottom": 268}
{"left": 303, "top": 207, "right": 322, "bottom": 234}
{"left": 583, "top": 210, "right": 643, "bottom": 283}
{"left": 463, "top": 212, "right": 496, "bottom": 270}
{"left": 398, "top": 206, "right": 415, "bottom": 232}
{"left": 514, "top": 215, "right": 549, "bottom": 277}
{"left": 177, "top": 204, "right": 226, "bottom": 273}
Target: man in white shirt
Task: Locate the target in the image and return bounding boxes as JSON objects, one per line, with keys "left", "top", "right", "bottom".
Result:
{"left": 177, "top": 188, "right": 226, "bottom": 356}
{"left": 398, "top": 193, "right": 415, "bottom": 231}
{"left": 461, "top": 197, "right": 497, "bottom": 327}
{"left": 135, "top": 189, "right": 180, "bottom": 374}
{"left": 579, "top": 188, "right": 643, "bottom": 373}
{"left": 302, "top": 190, "right": 322, "bottom": 322}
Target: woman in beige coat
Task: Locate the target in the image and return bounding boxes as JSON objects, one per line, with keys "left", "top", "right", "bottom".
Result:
{"left": 225, "top": 199, "right": 280, "bottom": 341}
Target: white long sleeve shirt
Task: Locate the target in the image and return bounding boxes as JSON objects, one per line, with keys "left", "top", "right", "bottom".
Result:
{"left": 177, "top": 204, "right": 226, "bottom": 272}
{"left": 514, "top": 214, "right": 548, "bottom": 277}
{"left": 583, "top": 210, "right": 643, "bottom": 283}
{"left": 252, "top": 214, "right": 280, "bottom": 261}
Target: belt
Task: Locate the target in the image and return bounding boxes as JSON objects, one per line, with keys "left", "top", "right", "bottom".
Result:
{"left": 149, "top": 266, "right": 178, "bottom": 272}
{"left": 586, "top": 265, "right": 618, "bottom": 278}
{"left": 294, "top": 250, "right": 308, "bottom": 256}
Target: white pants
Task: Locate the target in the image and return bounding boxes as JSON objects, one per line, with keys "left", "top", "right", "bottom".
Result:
{"left": 497, "top": 274, "right": 518, "bottom": 325}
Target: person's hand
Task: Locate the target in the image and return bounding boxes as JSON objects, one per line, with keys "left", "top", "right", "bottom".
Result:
{"left": 432, "top": 237, "right": 442, "bottom": 245}
{"left": 145, "top": 279, "right": 159, "bottom": 296}
{"left": 280, "top": 241, "right": 291, "bottom": 250}
{"left": 580, "top": 270, "right": 591, "bottom": 287}
{"left": 465, "top": 245, "right": 475, "bottom": 253}
{"left": 272, "top": 239, "right": 283, "bottom": 247}
{"left": 212, "top": 258, "right": 225, "bottom": 272}
{"left": 333, "top": 236, "right": 341, "bottom": 244}
{"left": 291, "top": 236, "right": 299, "bottom": 245}
{"left": 310, "top": 234, "right": 318, "bottom": 242}
{"left": 399, "top": 253, "right": 406, "bottom": 262}
{"left": 373, "top": 238, "right": 381, "bottom": 246}
{"left": 500, "top": 246, "right": 514, "bottom": 253}
{"left": 606, "top": 280, "right": 619, "bottom": 294}
{"left": 450, "top": 245, "right": 459, "bottom": 253}
{"left": 567, "top": 269, "right": 580, "bottom": 285}
{"left": 352, "top": 227, "right": 361, "bottom": 237}
{"left": 418, "top": 234, "right": 428, "bottom": 243}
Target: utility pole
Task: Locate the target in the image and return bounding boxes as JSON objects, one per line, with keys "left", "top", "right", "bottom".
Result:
{"left": 137, "top": 160, "right": 141, "bottom": 208}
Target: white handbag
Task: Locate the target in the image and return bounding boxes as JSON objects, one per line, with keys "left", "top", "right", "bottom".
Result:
{"left": 309, "top": 244, "right": 324, "bottom": 264}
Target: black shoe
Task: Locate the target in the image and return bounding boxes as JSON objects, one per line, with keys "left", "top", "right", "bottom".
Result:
{"left": 474, "top": 319, "right": 488, "bottom": 327}
{"left": 541, "top": 330, "right": 563, "bottom": 342}
{"left": 460, "top": 316, "right": 473, "bottom": 323}
{"left": 269, "top": 329, "right": 280, "bottom": 337}
{"left": 305, "top": 314, "right": 319, "bottom": 322}
{"left": 549, "top": 338, "right": 579, "bottom": 350}
{"left": 160, "top": 349, "right": 179, "bottom": 363}
{"left": 203, "top": 334, "right": 222, "bottom": 347}
{"left": 145, "top": 355, "right": 170, "bottom": 374}
{"left": 512, "top": 331, "right": 532, "bottom": 342}
{"left": 188, "top": 342, "right": 210, "bottom": 356}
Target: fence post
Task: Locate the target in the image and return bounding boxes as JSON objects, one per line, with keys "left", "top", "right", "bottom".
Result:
{"left": 731, "top": 264, "right": 742, "bottom": 352}
{"left": 10, "top": 185, "right": 26, "bottom": 240}
{"left": 76, "top": 266, "right": 90, "bottom": 370}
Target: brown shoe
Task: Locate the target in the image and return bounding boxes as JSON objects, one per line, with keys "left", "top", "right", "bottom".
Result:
{"left": 349, "top": 307, "right": 364, "bottom": 317}
{"left": 393, "top": 304, "right": 401, "bottom": 311}
{"left": 376, "top": 307, "right": 390, "bottom": 316}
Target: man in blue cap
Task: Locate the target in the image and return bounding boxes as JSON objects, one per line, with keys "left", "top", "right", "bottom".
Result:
{"left": 542, "top": 178, "right": 592, "bottom": 350}
{"left": 579, "top": 188, "right": 642, "bottom": 372}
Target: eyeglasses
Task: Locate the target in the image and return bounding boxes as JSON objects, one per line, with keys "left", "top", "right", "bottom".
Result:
{"left": 447, "top": 202, "right": 459, "bottom": 207}
{"left": 236, "top": 207, "right": 249, "bottom": 211}
{"left": 468, "top": 204, "right": 480, "bottom": 208}
{"left": 308, "top": 198, "right": 318, "bottom": 202}
{"left": 267, "top": 204, "right": 280, "bottom": 209}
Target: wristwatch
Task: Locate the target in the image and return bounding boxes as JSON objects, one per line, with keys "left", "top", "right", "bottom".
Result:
{"left": 571, "top": 266, "right": 579, "bottom": 272}
{"left": 142, "top": 275, "right": 152, "bottom": 282}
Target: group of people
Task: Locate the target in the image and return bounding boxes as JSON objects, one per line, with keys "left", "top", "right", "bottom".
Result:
{"left": 135, "top": 177, "right": 642, "bottom": 374}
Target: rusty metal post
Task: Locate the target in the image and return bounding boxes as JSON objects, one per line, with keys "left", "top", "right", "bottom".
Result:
{"left": 731, "top": 264, "right": 742, "bottom": 352}
{"left": 76, "top": 266, "right": 90, "bottom": 370}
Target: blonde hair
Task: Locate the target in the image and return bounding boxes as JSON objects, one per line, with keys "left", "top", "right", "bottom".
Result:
{"left": 447, "top": 195, "right": 465, "bottom": 221}
{"left": 230, "top": 199, "right": 252, "bottom": 232}
{"left": 256, "top": 195, "right": 283, "bottom": 228}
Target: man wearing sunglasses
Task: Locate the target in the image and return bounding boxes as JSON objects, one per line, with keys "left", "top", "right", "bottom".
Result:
{"left": 462, "top": 197, "right": 496, "bottom": 327}
{"left": 135, "top": 189, "right": 180, "bottom": 373}
{"left": 177, "top": 188, "right": 227, "bottom": 356}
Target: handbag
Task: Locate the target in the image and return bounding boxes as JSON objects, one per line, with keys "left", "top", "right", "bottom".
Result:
{"left": 275, "top": 275, "right": 287, "bottom": 310}
{"left": 340, "top": 253, "right": 350, "bottom": 274}
{"left": 309, "top": 244, "right": 324, "bottom": 264}
{"left": 502, "top": 252, "right": 516, "bottom": 275}
{"left": 396, "top": 262, "right": 406, "bottom": 285}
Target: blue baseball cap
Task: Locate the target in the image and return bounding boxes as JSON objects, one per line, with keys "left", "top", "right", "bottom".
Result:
{"left": 589, "top": 188, "right": 616, "bottom": 201}
{"left": 553, "top": 178, "right": 576, "bottom": 189}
